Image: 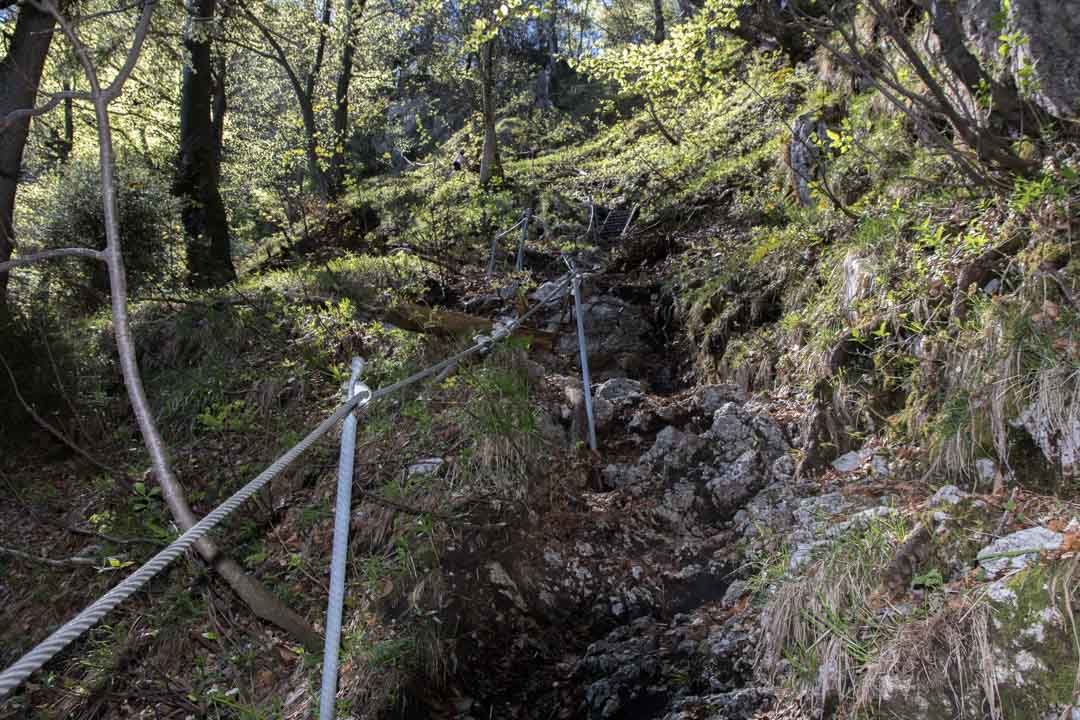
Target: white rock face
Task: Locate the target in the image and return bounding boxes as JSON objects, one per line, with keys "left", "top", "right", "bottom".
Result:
{"left": 407, "top": 457, "right": 444, "bottom": 476}
{"left": 841, "top": 251, "right": 875, "bottom": 316}
{"left": 977, "top": 527, "right": 1064, "bottom": 576}
{"left": 929, "top": 484, "right": 967, "bottom": 506}
{"left": 959, "top": 0, "right": 1080, "bottom": 120}
{"left": 831, "top": 450, "right": 866, "bottom": 473}
{"left": 1017, "top": 400, "right": 1080, "bottom": 479}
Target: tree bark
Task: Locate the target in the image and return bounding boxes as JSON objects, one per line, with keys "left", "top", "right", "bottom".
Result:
{"left": 175, "top": 0, "right": 236, "bottom": 288}
{"left": 329, "top": 0, "right": 367, "bottom": 196}
{"left": 925, "top": 0, "right": 1039, "bottom": 138}
{"left": 535, "top": 0, "right": 557, "bottom": 110}
{"left": 211, "top": 58, "right": 226, "bottom": 169}
{"left": 652, "top": 0, "right": 665, "bottom": 43}
{"left": 478, "top": 39, "right": 502, "bottom": 187}
{"left": 0, "top": 2, "right": 56, "bottom": 320}
{"left": 61, "top": 79, "right": 74, "bottom": 163}
{"left": 42, "top": 0, "right": 322, "bottom": 650}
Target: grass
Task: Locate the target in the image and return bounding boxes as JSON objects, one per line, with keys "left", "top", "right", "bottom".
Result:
{"left": 755, "top": 510, "right": 1017, "bottom": 718}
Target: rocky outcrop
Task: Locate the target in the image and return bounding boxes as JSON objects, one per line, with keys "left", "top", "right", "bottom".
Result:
{"left": 430, "top": 385, "right": 795, "bottom": 719}
{"left": 958, "top": 0, "right": 1080, "bottom": 120}
{"left": 553, "top": 293, "right": 654, "bottom": 374}
{"left": 1016, "top": 395, "right": 1080, "bottom": 479}
{"left": 788, "top": 113, "right": 827, "bottom": 206}
{"left": 572, "top": 612, "right": 770, "bottom": 720}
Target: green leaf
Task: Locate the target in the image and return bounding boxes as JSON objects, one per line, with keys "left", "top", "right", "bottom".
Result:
{"left": 912, "top": 568, "right": 943, "bottom": 589}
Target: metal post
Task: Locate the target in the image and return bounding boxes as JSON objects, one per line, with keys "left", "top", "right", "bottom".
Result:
{"left": 487, "top": 228, "right": 499, "bottom": 277}
{"left": 571, "top": 275, "right": 598, "bottom": 451}
{"left": 515, "top": 208, "right": 531, "bottom": 272}
{"left": 319, "top": 357, "right": 365, "bottom": 720}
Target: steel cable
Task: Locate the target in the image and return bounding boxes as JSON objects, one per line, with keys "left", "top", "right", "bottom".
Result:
{"left": 0, "top": 271, "right": 572, "bottom": 700}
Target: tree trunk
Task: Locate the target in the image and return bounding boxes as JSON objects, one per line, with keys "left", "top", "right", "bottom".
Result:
{"left": 652, "top": 0, "right": 666, "bottom": 43}
{"left": 176, "top": 0, "right": 236, "bottom": 288}
{"left": 330, "top": 0, "right": 366, "bottom": 196}
{"left": 536, "top": 0, "right": 557, "bottom": 110}
{"left": 926, "top": 0, "right": 1039, "bottom": 138}
{"left": 61, "top": 80, "right": 74, "bottom": 163}
{"left": 211, "top": 59, "right": 226, "bottom": 170}
{"left": 300, "top": 0, "right": 332, "bottom": 197}
{"left": 478, "top": 40, "right": 502, "bottom": 187}
{"left": 0, "top": 2, "right": 56, "bottom": 320}
{"left": 675, "top": 0, "right": 695, "bottom": 19}
{"left": 97, "top": 102, "right": 323, "bottom": 655}
{"left": 298, "top": 97, "right": 331, "bottom": 197}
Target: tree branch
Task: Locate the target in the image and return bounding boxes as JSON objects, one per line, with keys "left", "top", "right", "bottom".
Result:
{"left": 38, "top": 0, "right": 322, "bottom": 650}
{"left": 0, "top": 544, "right": 98, "bottom": 568}
{"left": 0, "top": 352, "right": 133, "bottom": 483}
{"left": 101, "top": 0, "right": 156, "bottom": 102}
{"left": 0, "top": 90, "right": 90, "bottom": 133}
{"left": 0, "top": 247, "right": 104, "bottom": 272}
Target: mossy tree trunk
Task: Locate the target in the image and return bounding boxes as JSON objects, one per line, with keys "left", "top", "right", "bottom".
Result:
{"left": 478, "top": 39, "right": 502, "bottom": 187}
{"left": 329, "top": 0, "right": 367, "bottom": 196}
{"left": 0, "top": 0, "right": 56, "bottom": 320}
{"left": 175, "top": 0, "right": 236, "bottom": 289}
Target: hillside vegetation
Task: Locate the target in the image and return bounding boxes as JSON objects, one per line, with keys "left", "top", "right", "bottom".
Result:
{"left": 1, "top": 0, "right": 1078, "bottom": 717}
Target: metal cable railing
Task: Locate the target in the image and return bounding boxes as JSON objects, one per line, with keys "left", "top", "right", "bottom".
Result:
{"left": 0, "top": 271, "right": 577, "bottom": 701}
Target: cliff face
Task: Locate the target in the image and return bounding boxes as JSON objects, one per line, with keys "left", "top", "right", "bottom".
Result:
{"left": 959, "top": 0, "right": 1080, "bottom": 121}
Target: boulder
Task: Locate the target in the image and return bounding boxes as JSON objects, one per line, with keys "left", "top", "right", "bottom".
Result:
{"left": 977, "top": 527, "right": 1064, "bottom": 576}
{"left": 959, "top": 0, "right": 1080, "bottom": 119}
{"left": 691, "top": 384, "right": 746, "bottom": 416}
{"left": 556, "top": 294, "right": 653, "bottom": 371}
{"left": 929, "top": 484, "right": 967, "bottom": 507}
{"left": 595, "top": 377, "right": 645, "bottom": 404}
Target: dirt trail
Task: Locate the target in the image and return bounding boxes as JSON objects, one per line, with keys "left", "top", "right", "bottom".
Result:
{"left": 403, "top": 248, "right": 787, "bottom": 720}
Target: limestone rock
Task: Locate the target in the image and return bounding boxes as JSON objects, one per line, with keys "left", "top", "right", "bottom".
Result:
{"left": 841, "top": 251, "right": 875, "bottom": 318}
{"left": 691, "top": 384, "right": 747, "bottom": 416}
{"left": 595, "top": 377, "right": 644, "bottom": 403}
{"left": 555, "top": 294, "right": 652, "bottom": 371}
{"left": 929, "top": 484, "right": 967, "bottom": 507}
{"left": 1016, "top": 399, "right": 1080, "bottom": 479}
{"left": 407, "top": 457, "right": 444, "bottom": 476}
{"left": 789, "top": 113, "right": 827, "bottom": 205}
{"left": 959, "top": 0, "right": 1080, "bottom": 119}
{"left": 977, "top": 527, "right": 1064, "bottom": 576}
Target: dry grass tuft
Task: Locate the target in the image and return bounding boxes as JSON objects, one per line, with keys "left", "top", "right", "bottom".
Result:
{"left": 758, "top": 512, "right": 1002, "bottom": 718}
{"left": 757, "top": 514, "right": 908, "bottom": 712}
{"left": 853, "top": 598, "right": 1000, "bottom": 720}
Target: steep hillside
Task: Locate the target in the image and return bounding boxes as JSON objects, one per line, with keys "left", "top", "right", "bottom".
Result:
{"left": 2, "top": 1, "right": 1079, "bottom": 719}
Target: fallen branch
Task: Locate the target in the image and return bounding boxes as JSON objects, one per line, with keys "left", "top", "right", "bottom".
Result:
{"left": 0, "top": 544, "right": 97, "bottom": 568}
{"left": 355, "top": 489, "right": 505, "bottom": 531}
{"left": 0, "top": 352, "right": 133, "bottom": 486}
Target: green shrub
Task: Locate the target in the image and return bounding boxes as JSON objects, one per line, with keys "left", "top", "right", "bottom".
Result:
{"left": 21, "top": 153, "right": 181, "bottom": 309}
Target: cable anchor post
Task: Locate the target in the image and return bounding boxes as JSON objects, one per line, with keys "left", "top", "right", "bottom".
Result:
{"left": 515, "top": 207, "right": 532, "bottom": 273}
{"left": 570, "top": 269, "right": 598, "bottom": 452}
{"left": 319, "top": 356, "right": 366, "bottom": 720}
